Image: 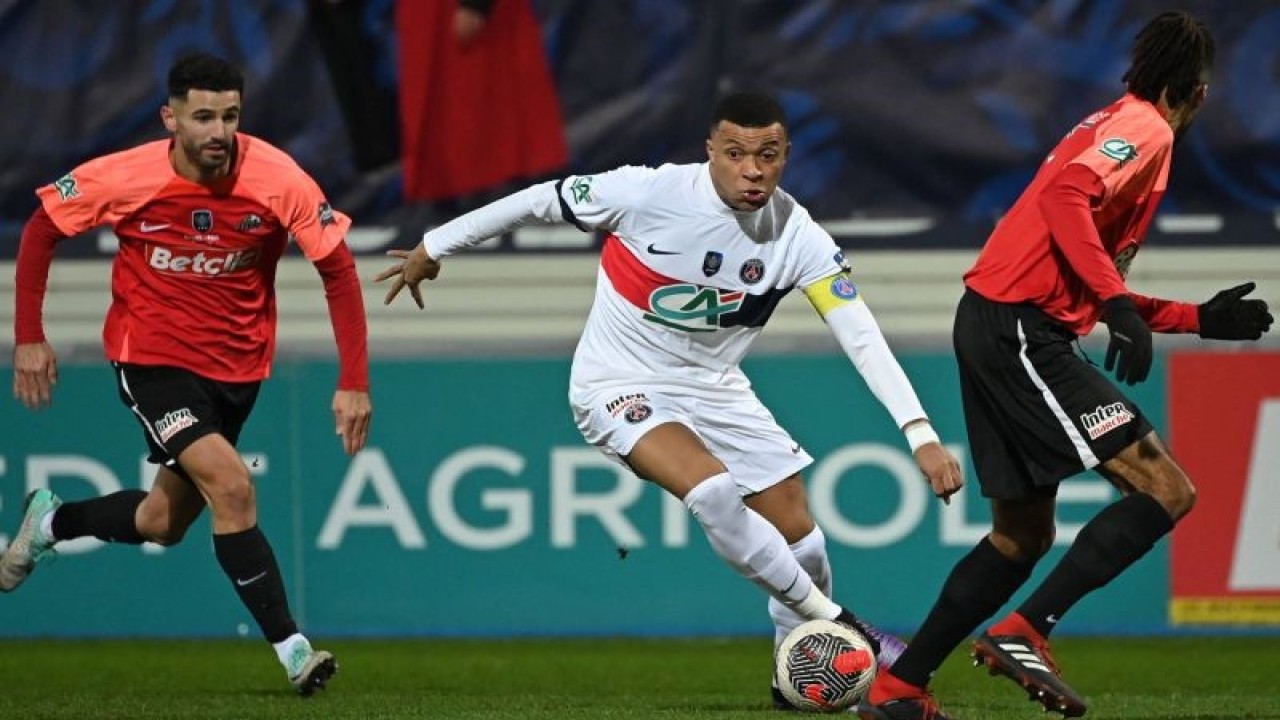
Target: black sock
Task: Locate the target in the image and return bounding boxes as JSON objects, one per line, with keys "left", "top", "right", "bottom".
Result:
{"left": 891, "top": 537, "right": 1035, "bottom": 687}
{"left": 213, "top": 526, "right": 298, "bottom": 644}
{"left": 50, "top": 490, "right": 148, "bottom": 544}
{"left": 1018, "top": 493, "right": 1173, "bottom": 638}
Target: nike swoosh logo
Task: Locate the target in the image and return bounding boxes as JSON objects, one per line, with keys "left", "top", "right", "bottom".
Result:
{"left": 646, "top": 243, "right": 680, "bottom": 255}
{"left": 235, "top": 571, "right": 268, "bottom": 587}
{"left": 781, "top": 570, "right": 802, "bottom": 596}
{"left": 140, "top": 222, "right": 171, "bottom": 232}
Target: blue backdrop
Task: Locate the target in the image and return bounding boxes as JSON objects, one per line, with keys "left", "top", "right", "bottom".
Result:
{"left": 2, "top": 0, "right": 1277, "bottom": 254}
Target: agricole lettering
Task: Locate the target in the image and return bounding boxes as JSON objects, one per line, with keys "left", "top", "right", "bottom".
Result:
{"left": 148, "top": 246, "right": 260, "bottom": 275}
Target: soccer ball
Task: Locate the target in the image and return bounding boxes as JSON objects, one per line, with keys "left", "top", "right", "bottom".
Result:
{"left": 774, "top": 619, "right": 878, "bottom": 712}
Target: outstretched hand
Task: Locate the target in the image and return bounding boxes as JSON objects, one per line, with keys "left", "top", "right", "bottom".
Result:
{"left": 1198, "top": 281, "right": 1273, "bottom": 341}
{"left": 375, "top": 245, "right": 441, "bottom": 309}
{"left": 915, "top": 442, "right": 964, "bottom": 505}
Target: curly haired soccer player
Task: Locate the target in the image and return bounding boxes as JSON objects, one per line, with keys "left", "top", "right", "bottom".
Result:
{"left": 4, "top": 53, "right": 371, "bottom": 696}
{"left": 859, "top": 12, "right": 1272, "bottom": 720}
{"left": 377, "top": 91, "right": 965, "bottom": 710}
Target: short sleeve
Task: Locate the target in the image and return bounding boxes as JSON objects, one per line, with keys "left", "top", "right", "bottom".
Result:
{"left": 277, "top": 168, "right": 352, "bottom": 261}
{"left": 793, "top": 215, "right": 849, "bottom": 290}
{"left": 1064, "top": 110, "right": 1171, "bottom": 205}
{"left": 554, "top": 165, "right": 656, "bottom": 232}
{"left": 35, "top": 147, "right": 169, "bottom": 236}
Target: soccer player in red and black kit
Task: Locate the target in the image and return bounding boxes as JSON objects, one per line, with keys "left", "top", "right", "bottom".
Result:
{"left": 859, "top": 12, "right": 1272, "bottom": 720}
{"left": 3, "top": 54, "right": 371, "bottom": 695}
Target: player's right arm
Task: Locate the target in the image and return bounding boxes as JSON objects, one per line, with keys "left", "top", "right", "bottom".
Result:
{"left": 12, "top": 207, "right": 69, "bottom": 409}
{"left": 14, "top": 148, "right": 162, "bottom": 408}
{"left": 378, "top": 167, "right": 654, "bottom": 307}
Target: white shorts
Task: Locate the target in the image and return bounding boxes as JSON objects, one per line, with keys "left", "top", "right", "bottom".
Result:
{"left": 570, "top": 384, "right": 814, "bottom": 495}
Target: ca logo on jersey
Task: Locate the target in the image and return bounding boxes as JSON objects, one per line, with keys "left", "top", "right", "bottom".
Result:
{"left": 643, "top": 284, "right": 744, "bottom": 332}
{"left": 1098, "top": 138, "right": 1138, "bottom": 166}
{"left": 569, "top": 176, "right": 594, "bottom": 204}
{"left": 53, "top": 173, "right": 79, "bottom": 201}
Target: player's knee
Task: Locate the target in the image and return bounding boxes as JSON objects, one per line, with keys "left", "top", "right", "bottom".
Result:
{"left": 203, "top": 476, "right": 257, "bottom": 521}
{"left": 145, "top": 525, "right": 187, "bottom": 547}
{"left": 1150, "top": 473, "right": 1196, "bottom": 520}
{"left": 683, "top": 473, "right": 742, "bottom": 529}
{"left": 134, "top": 509, "right": 188, "bottom": 546}
{"left": 990, "top": 526, "right": 1054, "bottom": 563}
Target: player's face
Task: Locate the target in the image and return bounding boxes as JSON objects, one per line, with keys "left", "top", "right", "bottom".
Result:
{"left": 164, "top": 89, "right": 242, "bottom": 175}
{"left": 706, "top": 121, "right": 789, "bottom": 211}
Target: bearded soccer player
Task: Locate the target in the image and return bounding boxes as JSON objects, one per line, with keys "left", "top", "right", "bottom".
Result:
{"left": 4, "top": 54, "right": 371, "bottom": 695}
{"left": 377, "top": 91, "right": 965, "bottom": 709}
{"left": 859, "top": 12, "right": 1271, "bottom": 720}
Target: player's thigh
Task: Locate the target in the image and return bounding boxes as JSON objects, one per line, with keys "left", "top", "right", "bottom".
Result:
{"left": 954, "top": 290, "right": 1153, "bottom": 497}
{"left": 572, "top": 387, "right": 723, "bottom": 498}
{"left": 136, "top": 465, "right": 207, "bottom": 543}
{"left": 743, "top": 474, "right": 815, "bottom": 543}
{"left": 628, "top": 422, "right": 727, "bottom": 498}
{"left": 1096, "top": 431, "right": 1194, "bottom": 518}
{"left": 176, "top": 433, "right": 255, "bottom": 517}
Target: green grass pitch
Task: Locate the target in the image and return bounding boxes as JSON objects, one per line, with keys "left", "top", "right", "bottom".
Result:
{"left": 0, "top": 636, "right": 1275, "bottom": 719}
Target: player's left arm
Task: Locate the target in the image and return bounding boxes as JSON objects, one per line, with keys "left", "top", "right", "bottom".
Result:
{"left": 279, "top": 169, "right": 372, "bottom": 456}
{"left": 1135, "top": 282, "right": 1273, "bottom": 340}
{"left": 797, "top": 238, "right": 962, "bottom": 502}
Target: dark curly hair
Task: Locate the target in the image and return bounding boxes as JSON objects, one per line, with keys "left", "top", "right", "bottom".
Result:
{"left": 1122, "top": 11, "right": 1215, "bottom": 109}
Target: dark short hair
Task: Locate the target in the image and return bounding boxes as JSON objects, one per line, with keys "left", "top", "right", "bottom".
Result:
{"left": 168, "top": 53, "right": 244, "bottom": 100}
{"left": 711, "top": 92, "right": 787, "bottom": 133}
{"left": 1122, "top": 11, "right": 1215, "bottom": 108}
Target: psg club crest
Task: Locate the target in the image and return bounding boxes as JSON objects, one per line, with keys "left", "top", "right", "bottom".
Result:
{"left": 739, "top": 258, "right": 765, "bottom": 285}
{"left": 192, "top": 209, "right": 214, "bottom": 233}
{"left": 702, "top": 251, "right": 723, "bottom": 278}
{"left": 623, "top": 404, "right": 652, "bottom": 424}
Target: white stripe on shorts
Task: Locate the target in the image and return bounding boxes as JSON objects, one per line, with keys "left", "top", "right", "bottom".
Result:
{"left": 1015, "top": 320, "right": 1099, "bottom": 468}
{"left": 114, "top": 362, "right": 172, "bottom": 456}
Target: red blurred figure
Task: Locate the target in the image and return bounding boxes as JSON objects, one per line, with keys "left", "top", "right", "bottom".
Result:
{"left": 398, "top": 0, "right": 568, "bottom": 202}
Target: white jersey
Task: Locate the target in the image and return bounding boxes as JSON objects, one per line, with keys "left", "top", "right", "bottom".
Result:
{"left": 557, "top": 163, "right": 842, "bottom": 397}
{"left": 422, "top": 161, "right": 928, "bottom": 430}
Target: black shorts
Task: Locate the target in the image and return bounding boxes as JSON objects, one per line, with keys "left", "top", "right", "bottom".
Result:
{"left": 112, "top": 363, "right": 261, "bottom": 468}
{"left": 953, "top": 289, "right": 1152, "bottom": 500}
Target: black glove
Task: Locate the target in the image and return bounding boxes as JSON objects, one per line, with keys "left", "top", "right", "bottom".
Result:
{"left": 1103, "top": 295, "right": 1152, "bottom": 385}
{"left": 1198, "top": 282, "right": 1274, "bottom": 341}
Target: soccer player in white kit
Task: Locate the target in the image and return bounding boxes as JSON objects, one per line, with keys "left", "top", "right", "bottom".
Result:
{"left": 378, "top": 92, "right": 964, "bottom": 708}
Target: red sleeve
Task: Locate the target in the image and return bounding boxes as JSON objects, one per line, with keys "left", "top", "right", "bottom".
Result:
{"left": 1037, "top": 163, "right": 1129, "bottom": 302}
{"left": 1131, "top": 293, "right": 1199, "bottom": 334}
{"left": 14, "top": 207, "right": 70, "bottom": 344}
{"left": 313, "top": 241, "right": 369, "bottom": 391}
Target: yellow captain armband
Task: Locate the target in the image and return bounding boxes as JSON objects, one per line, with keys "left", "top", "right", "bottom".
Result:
{"left": 803, "top": 272, "right": 862, "bottom": 317}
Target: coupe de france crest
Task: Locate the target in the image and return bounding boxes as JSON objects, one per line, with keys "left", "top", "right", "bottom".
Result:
{"left": 702, "top": 251, "right": 724, "bottom": 277}
{"left": 192, "top": 209, "right": 214, "bottom": 233}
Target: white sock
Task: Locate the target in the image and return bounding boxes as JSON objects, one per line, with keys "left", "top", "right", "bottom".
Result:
{"left": 272, "top": 632, "right": 310, "bottom": 669}
{"left": 770, "top": 525, "right": 834, "bottom": 648}
{"left": 683, "top": 473, "right": 837, "bottom": 615}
